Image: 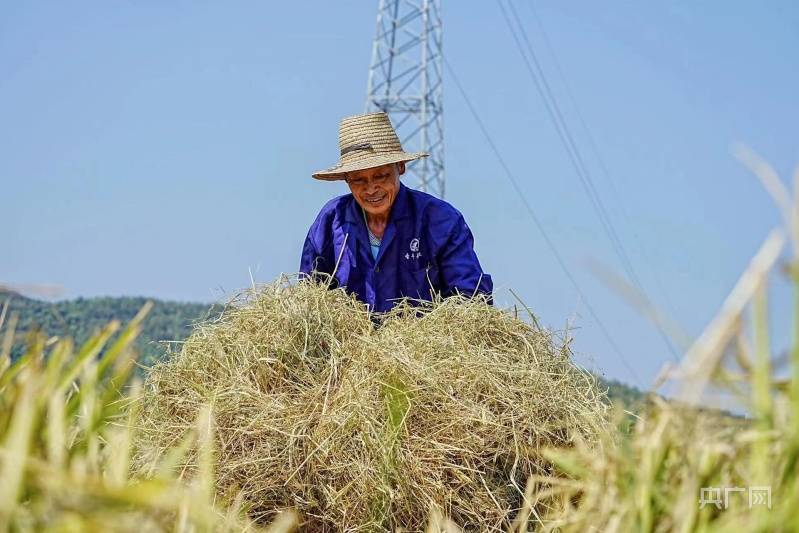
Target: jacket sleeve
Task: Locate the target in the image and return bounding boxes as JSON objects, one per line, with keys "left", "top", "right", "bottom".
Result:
{"left": 299, "top": 229, "right": 320, "bottom": 276}
{"left": 299, "top": 215, "right": 330, "bottom": 279}
{"left": 437, "top": 214, "right": 493, "bottom": 301}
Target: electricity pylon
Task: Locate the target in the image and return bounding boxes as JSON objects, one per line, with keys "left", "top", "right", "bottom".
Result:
{"left": 365, "top": 0, "right": 445, "bottom": 197}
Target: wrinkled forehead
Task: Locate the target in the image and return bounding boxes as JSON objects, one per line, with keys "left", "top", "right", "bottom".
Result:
{"left": 346, "top": 163, "right": 397, "bottom": 181}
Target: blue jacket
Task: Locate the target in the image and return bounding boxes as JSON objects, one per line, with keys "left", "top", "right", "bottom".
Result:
{"left": 300, "top": 183, "right": 493, "bottom": 312}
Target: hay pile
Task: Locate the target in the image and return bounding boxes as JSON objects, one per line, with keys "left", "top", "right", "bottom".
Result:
{"left": 134, "top": 278, "right": 607, "bottom": 530}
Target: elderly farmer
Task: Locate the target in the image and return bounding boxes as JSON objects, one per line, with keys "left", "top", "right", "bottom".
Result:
{"left": 300, "top": 112, "right": 492, "bottom": 312}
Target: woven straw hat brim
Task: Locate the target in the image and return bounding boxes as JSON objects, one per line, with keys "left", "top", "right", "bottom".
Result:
{"left": 313, "top": 151, "right": 428, "bottom": 181}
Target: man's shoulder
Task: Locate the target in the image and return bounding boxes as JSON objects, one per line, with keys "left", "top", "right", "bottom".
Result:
{"left": 405, "top": 185, "right": 464, "bottom": 222}
{"left": 305, "top": 193, "right": 354, "bottom": 252}
{"left": 313, "top": 192, "right": 354, "bottom": 223}
{"left": 321, "top": 191, "right": 354, "bottom": 211}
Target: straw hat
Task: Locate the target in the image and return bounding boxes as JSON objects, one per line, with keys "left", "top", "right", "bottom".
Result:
{"left": 313, "top": 112, "right": 428, "bottom": 180}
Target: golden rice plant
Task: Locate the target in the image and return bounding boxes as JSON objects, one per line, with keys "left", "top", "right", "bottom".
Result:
{"left": 524, "top": 152, "right": 799, "bottom": 532}
{"left": 0, "top": 298, "right": 297, "bottom": 532}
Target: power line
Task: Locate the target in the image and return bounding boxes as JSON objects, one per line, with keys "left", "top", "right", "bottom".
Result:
{"left": 444, "top": 57, "right": 642, "bottom": 386}
{"left": 525, "top": 0, "right": 682, "bottom": 328}
{"left": 498, "top": 0, "right": 632, "bottom": 287}
{"left": 498, "top": 0, "right": 681, "bottom": 362}
{"left": 510, "top": 0, "right": 682, "bottom": 361}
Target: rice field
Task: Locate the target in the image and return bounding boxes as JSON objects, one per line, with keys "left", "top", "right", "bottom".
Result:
{"left": 1, "top": 155, "right": 797, "bottom": 531}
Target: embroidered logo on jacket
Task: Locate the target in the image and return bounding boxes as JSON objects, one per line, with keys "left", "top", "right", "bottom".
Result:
{"left": 406, "top": 238, "right": 422, "bottom": 260}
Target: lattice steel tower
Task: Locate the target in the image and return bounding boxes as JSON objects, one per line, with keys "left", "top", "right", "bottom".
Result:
{"left": 365, "top": 0, "right": 445, "bottom": 197}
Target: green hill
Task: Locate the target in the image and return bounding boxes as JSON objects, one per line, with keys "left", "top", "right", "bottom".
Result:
{"left": 1, "top": 290, "right": 221, "bottom": 367}
{"left": 0, "top": 290, "right": 647, "bottom": 406}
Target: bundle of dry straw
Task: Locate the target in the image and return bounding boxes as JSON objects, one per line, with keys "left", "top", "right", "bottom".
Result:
{"left": 134, "top": 278, "right": 607, "bottom": 531}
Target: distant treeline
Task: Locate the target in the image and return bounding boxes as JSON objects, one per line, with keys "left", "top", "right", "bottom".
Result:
{"left": 1, "top": 290, "right": 647, "bottom": 407}
{"left": 1, "top": 290, "right": 220, "bottom": 367}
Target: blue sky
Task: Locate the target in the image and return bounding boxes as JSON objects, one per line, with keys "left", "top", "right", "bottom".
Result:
{"left": 3, "top": 1, "right": 798, "bottom": 390}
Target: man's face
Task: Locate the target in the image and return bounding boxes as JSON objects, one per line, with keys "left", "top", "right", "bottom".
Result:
{"left": 345, "top": 162, "right": 405, "bottom": 218}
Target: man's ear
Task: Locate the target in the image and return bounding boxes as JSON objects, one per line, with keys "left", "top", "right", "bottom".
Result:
{"left": 396, "top": 161, "right": 406, "bottom": 175}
